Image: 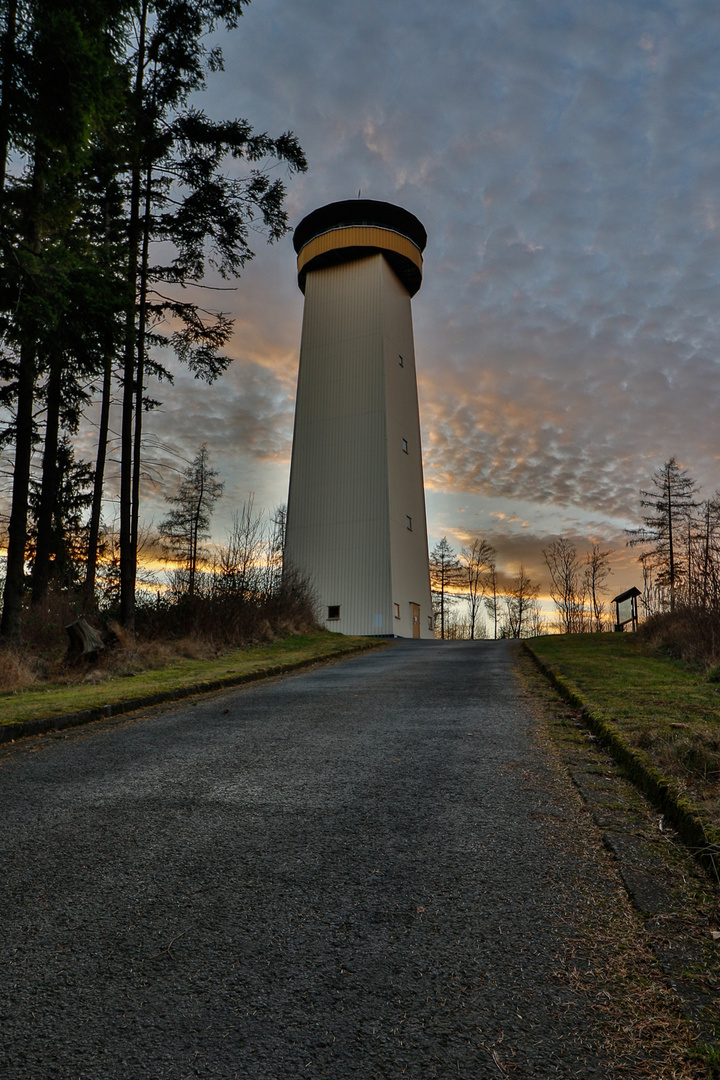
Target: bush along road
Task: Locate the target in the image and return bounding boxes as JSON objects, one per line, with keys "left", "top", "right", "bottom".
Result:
{"left": 0, "top": 639, "right": 716, "bottom": 1079}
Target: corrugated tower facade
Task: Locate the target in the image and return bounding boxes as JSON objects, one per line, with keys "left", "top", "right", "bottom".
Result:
{"left": 285, "top": 199, "right": 433, "bottom": 639}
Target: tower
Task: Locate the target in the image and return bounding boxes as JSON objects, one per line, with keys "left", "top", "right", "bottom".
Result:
{"left": 284, "top": 199, "right": 433, "bottom": 639}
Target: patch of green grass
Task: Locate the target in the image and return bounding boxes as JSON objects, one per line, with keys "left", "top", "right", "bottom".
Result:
{"left": 693, "top": 1044, "right": 720, "bottom": 1079}
{"left": 530, "top": 634, "right": 718, "bottom": 717}
{"left": 527, "top": 634, "right": 720, "bottom": 823}
{"left": 0, "top": 632, "right": 380, "bottom": 727}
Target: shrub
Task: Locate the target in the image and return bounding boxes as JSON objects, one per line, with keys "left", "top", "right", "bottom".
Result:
{"left": 131, "top": 567, "right": 319, "bottom": 649}
{"left": 637, "top": 607, "right": 720, "bottom": 672}
{"left": 0, "top": 571, "right": 319, "bottom": 693}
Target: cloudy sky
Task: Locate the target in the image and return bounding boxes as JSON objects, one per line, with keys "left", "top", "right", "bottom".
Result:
{"left": 113, "top": 0, "right": 720, "bottom": 598}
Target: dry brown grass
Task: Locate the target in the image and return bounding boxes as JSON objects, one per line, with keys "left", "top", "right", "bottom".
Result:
{"left": 0, "top": 621, "right": 324, "bottom": 693}
{"left": 638, "top": 608, "right": 720, "bottom": 672}
{"left": 546, "top": 814, "right": 715, "bottom": 1079}
{"left": 648, "top": 727, "right": 720, "bottom": 814}
{"left": 0, "top": 647, "right": 38, "bottom": 692}
{"left": 560, "top": 925, "right": 716, "bottom": 1079}
{"left": 31, "top": 630, "right": 225, "bottom": 688}
{"left": 0, "top": 575, "right": 320, "bottom": 694}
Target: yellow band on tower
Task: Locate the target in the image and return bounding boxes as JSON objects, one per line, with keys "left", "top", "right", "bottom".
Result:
{"left": 297, "top": 225, "right": 423, "bottom": 281}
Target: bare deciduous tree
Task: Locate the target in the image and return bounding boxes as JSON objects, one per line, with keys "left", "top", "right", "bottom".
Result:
{"left": 214, "top": 495, "right": 265, "bottom": 599}
{"left": 542, "top": 537, "right": 584, "bottom": 633}
{"left": 460, "top": 537, "right": 496, "bottom": 639}
{"left": 483, "top": 561, "right": 500, "bottom": 640}
{"left": 500, "top": 564, "right": 540, "bottom": 639}
{"left": 262, "top": 504, "right": 286, "bottom": 599}
{"left": 584, "top": 544, "right": 613, "bottom": 631}
{"left": 694, "top": 497, "right": 720, "bottom": 611}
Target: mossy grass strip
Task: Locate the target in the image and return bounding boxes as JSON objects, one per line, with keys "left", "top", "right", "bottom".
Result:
{"left": 524, "top": 635, "right": 720, "bottom": 880}
{"left": 0, "top": 632, "right": 384, "bottom": 741}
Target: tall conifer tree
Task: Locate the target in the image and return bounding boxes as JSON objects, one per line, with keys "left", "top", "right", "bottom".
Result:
{"left": 117, "top": 0, "right": 306, "bottom": 630}
{"left": 627, "top": 458, "right": 699, "bottom": 612}
{"left": 0, "top": 0, "right": 306, "bottom": 642}
{"left": 0, "top": 0, "right": 129, "bottom": 640}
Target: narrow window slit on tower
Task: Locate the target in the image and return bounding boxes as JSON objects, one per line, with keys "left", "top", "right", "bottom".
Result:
{"left": 394, "top": 603, "right": 401, "bottom": 619}
{"left": 406, "top": 516, "right": 412, "bottom": 530}
{"left": 402, "top": 438, "right": 408, "bottom": 453}
{"left": 398, "top": 354, "right": 404, "bottom": 366}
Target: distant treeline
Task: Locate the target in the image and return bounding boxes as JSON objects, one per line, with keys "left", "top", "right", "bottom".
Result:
{"left": 626, "top": 457, "right": 720, "bottom": 618}
{"left": 431, "top": 457, "right": 720, "bottom": 641}
{"left": 429, "top": 536, "right": 544, "bottom": 640}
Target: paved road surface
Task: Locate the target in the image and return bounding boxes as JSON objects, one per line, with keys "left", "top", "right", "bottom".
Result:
{"left": 1, "top": 641, "right": 621, "bottom": 1078}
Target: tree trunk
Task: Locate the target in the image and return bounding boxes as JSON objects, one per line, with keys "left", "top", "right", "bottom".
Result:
{"left": 667, "top": 467, "right": 676, "bottom": 613}
{"left": 0, "top": 0, "right": 18, "bottom": 196}
{"left": 65, "top": 615, "right": 105, "bottom": 663}
{"left": 0, "top": 148, "right": 43, "bottom": 644}
{"left": 1, "top": 339, "right": 35, "bottom": 643}
{"left": 84, "top": 348, "right": 112, "bottom": 607}
{"left": 119, "top": 181, "right": 140, "bottom": 630}
{"left": 189, "top": 463, "right": 206, "bottom": 599}
{"left": 129, "top": 157, "right": 152, "bottom": 605}
{"left": 31, "top": 347, "right": 62, "bottom": 603}
{"left": 119, "top": 0, "right": 148, "bottom": 631}
{"left": 85, "top": 189, "right": 117, "bottom": 608}
{"left": 702, "top": 504, "right": 711, "bottom": 612}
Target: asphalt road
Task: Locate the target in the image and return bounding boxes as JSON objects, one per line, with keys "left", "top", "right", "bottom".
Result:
{"left": 1, "top": 640, "right": 622, "bottom": 1079}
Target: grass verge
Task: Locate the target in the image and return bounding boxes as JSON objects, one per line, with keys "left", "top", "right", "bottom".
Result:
{"left": 0, "top": 632, "right": 383, "bottom": 733}
{"left": 517, "top": 645, "right": 720, "bottom": 1077}
{"left": 525, "top": 634, "right": 720, "bottom": 878}
{"left": 518, "top": 643, "right": 720, "bottom": 1075}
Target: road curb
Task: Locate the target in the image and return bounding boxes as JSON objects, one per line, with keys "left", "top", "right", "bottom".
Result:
{"left": 523, "top": 641, "right": 720, "bottom": 881}
{"left": 0, "top": 641, "right": 385, "bottom": 746}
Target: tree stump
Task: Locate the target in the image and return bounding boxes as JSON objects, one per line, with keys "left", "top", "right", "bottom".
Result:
{"left": 65, "top": 617, "right": 105, "bottom": 665}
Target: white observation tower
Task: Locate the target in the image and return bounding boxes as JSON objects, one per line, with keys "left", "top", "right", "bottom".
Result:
{"left": 284, "top": 199, "right": 433, "bottom": 639}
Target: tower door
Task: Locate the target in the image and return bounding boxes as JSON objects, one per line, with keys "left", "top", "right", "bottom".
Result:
{"left": 410, "top": 603, "right": 421, "bottom": 639}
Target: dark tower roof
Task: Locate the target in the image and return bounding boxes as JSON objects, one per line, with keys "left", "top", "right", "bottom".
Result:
{"left": 293, "top": 199, "right": 427, "bottom": 296}
{"left": 293, "top": 199, "right": 427, "bottom": 254}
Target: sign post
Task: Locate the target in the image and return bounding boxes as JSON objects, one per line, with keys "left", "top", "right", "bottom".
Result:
{"left": 611, "top": 587, "right": 641, "bottom": 632}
